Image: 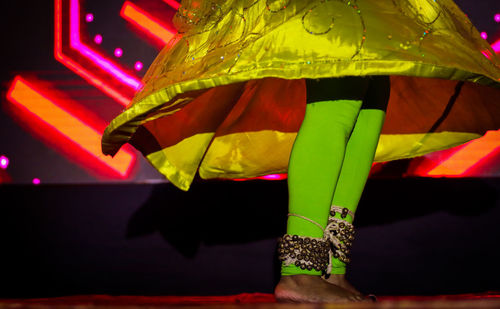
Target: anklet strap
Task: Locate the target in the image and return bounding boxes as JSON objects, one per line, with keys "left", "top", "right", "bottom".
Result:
{"left": 324, "top": 206, "right": 355, "bottom": 273}
{"left": 287, "top": 213, "right": 325, "bottom": 233}
{"left": 330, "top": 205, "right": 355, "bottom": 220}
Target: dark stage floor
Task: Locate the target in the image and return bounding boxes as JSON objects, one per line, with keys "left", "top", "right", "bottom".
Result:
{"left": 1, "top": 178, "right": 499, "bottom": 299}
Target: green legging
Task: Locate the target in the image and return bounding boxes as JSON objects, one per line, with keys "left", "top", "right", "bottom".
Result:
{"left": 281, "top": 76, "right": 389, "bottom": 276}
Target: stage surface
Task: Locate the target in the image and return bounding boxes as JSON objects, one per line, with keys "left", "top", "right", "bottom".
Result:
{"left": 2, "top": 293, "right": 500, "bottom": 309}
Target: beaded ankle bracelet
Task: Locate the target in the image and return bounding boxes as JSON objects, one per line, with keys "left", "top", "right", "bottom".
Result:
{"left": 278, "top": 205, "right": 355, "bottom": 275}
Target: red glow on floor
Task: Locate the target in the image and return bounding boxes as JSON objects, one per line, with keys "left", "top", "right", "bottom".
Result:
{"left": 1, "top": 292, "right": 500, "bottom": 307}
{"left": 6, "top": 76, "right": 137, "bottom": 179}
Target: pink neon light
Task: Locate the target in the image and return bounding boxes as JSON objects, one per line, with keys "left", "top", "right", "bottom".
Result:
{"left": 120, "top": 1, "right": 176, "bottom": 45}
{"left": 69, "top": 0, "right": 142, "bottom": 91}
{"left": 494, "top": 14, "right": 500, "bottom": 23}
{"left": 55, "top": 0, "right": 132, "bottom": 106}
{"left": 85, "top": 13, "right": 93, "bottom": 22}
{"left": 491, "top": 39, "right": 500, "bottom": 53}
{"left": 33, "top": 178, "right": 41, "bottom": 185}
{"left": 260, "top": 174, "right": 287, "bottom": 180}
{"left": 480, "top": 32, "right": 488, "bottom": 40}
{"left": 0, "top": 156, "right": 9, "bottom": 169}
{"left": 94, "top": 34, "right": 103, "bottom": 44}
{"left": 134, "top": 61, "right": 143, "bottom": 71}
{"left": 114, "top": 48, "right": 123, "bottom": 57}
{"left": 163, "top": 0, "right": 180, "bottom": 10}
{"left": 233, "top": 174, "right": 288, "bottom": 181}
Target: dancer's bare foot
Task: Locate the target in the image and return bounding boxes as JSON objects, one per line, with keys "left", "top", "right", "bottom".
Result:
{"left": 274, "top": 274, "right": 366, "bottom": 303}
{"left": 322, "top": 273, "right": 363, "bottom": 296}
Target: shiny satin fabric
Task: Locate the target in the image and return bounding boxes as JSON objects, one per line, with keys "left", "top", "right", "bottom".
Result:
{"left": 102, "top": 0, "right": 500, "bottom": 190}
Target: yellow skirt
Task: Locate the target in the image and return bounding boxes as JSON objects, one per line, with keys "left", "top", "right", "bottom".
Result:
{"left": 102, "top": 0, "right": 500, "bottom": 191}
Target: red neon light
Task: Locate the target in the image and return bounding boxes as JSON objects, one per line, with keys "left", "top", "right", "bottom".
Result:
{"left": 121, "top": 1, "right": 176, "bottom": 45}
{"left": 424, "top": 130, "right": 500, "bottom": 176}
{"left": 6, "top": 76, "right": 136, "bottom": 178}
{"left": 162, "top": 0, "right": 180, "bottom": 10}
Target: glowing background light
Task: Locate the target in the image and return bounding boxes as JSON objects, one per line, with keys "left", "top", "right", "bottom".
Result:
{"left": 69, "top": 0, "right": 141, "bottom": 91}
{"left": 120, "top": 1, "right": 176, "bottom": 45}
{"left": 32, "top": 178, "right": 41, "bottom": 185}
{"left": 494, "top": 14, "right": 500, "bottom": 23}
{"left": 54, "top": 0, "right": 135, "bottom": 106}
{"left": 7, "top": 76, "right": 137, "bottom": 178}
{"left": 85, "top": 13, "right": 93, "bottom": 22}
{"left": 134, "top": 61, "right": 143, "bottom": 71}
{"left": 424, "top": 130, "right": 500, "bottom": 176}
{"left": 114, "top": 48, "right": 123, "bottom": 57}
{"left": 492, "top": 39, "right": 500, "bottom": 53}
{"left": 260, "top": 174, "right": 288, "bottom": 180}
{"left": 162, "top": 0, "right": 180, "bottom": 10}
{"left": 0, "top": 156, "right": 9, "bottom": 169}
{"left": 94, "top": 34, "right": 103, "bottom": 44}
{"left": 480, "top": 32, "right": 488, "bottom": 39}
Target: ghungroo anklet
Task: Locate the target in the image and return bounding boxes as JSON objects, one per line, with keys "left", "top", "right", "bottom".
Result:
{"left": 325, "top": 205, "right": 355, "bottom": 268}
{"left": 281, "top": 206, "right": 355, "bottom": 274}
{"left": 278, "top": 234, "right": 330, "bottom": 272}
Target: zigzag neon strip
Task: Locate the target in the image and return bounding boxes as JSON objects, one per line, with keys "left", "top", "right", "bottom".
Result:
{"left": 69, "top": 0, "right": 142, "bottom": 91}
{"left": 7, "top": 76, "right": 136, "bottom": 178}
{"left": 55, "top": 0, "right": 132, "bottom": 106}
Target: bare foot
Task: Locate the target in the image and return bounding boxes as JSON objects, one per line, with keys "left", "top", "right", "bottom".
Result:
{"left": 274, "top": 274, "right": 366, "bottom": 303}
{"left": 322, "top": 273, "right": 363, "bottom": 296}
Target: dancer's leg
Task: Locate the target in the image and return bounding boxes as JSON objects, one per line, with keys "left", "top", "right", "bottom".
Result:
{"left": 276, "top": 77, "right": 378, "bottom": 303}
{"left": 275, "top": 99, "right": 365, "bottom": 303}
{"left": 275, "top": 77, "right": 390, "bottom": 302}
{"left": 327, "top": 76, "right": 390, "bottom": 275}
{"left": 282, "top": 99, "right": 362, "bottom": 275}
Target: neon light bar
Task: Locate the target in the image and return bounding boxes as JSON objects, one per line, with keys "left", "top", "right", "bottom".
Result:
{"left": 426, "top": 130, "right": 500, "bottom": 176}
{"left": 70, "top": 0, "right": 142, "bottom": 91}
{"left": 121, "top": 1, "right": 176, "bottom": 45}
{"left": 55, "top": 0, "right": 132, "bottom": 106}
{"left": 163, "top": 0, "right": 180, "bottom": 10}
{"left": 7, "top": 76, "right": 136, "bottom": 178}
